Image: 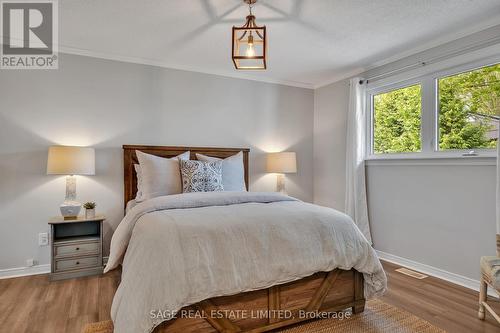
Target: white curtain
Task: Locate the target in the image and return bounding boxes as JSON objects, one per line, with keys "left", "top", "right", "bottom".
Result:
{"left": 345, "top": 77, "right": 372, "bottom": 243}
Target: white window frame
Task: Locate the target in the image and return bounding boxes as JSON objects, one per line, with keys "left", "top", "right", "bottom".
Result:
{"left": 366, "top": 55, "right": 500, "bottom": 161}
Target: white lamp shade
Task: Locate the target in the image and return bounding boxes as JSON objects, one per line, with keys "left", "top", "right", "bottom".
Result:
{"left": 266, "top": 152, "right": 297, "bottom": 174}
{"left": 47, "top": 146, "right": 95, "bottom": 175}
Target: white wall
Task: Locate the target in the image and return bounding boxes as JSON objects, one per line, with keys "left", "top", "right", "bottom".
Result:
{"left": 0, "top": 53, "right": 314, "bottom": 271}
{"left": 313, "top": 79, "right": 349, "bottom": 211}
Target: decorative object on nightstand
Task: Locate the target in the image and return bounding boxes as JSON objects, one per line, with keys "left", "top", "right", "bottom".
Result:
{"left": 47, "top": 146, "right": 95, "bottom": 220}
{"left": 83, "top": 202, "right": 96, "bottom": 219}
{"left": 48, "top": 215, "right": 104, "bottom": 281}
{"left": 266, "top": 152, "right": 297, "bottom": 195}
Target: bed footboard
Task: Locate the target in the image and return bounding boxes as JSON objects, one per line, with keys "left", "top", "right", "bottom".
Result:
{"left": 154, "top": 268, "right": 364, "bottom": 333}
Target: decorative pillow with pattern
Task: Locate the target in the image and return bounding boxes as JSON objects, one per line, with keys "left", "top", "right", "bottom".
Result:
{"left": 180, "top": 160, "right": 224, "bottom": 193}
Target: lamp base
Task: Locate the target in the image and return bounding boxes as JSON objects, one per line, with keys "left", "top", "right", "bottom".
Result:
{"left": 60, "top": 200, "right": 81, "bottom": 220}
{"left": 276, "top": 174, "right": 287, "bottom": 195}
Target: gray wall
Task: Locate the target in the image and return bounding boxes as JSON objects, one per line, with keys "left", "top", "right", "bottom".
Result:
{"left": 366, "top": 163, "right": 496, "bottom": 280}
{"left": 0, "top": 53, "right": 314, "bottom": 270}
{"left": 312, "top": 27, "right": 500, "bottom": 280}
{"left": 313, "top": 79, "right": 350, "bottom": 211}
{"left": 313, "top": 78, "right": 497, "bottom": 281}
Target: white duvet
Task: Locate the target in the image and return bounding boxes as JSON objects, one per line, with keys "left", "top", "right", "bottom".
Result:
{"left": 105, "top": 192, "right": 386, "bottom": 333}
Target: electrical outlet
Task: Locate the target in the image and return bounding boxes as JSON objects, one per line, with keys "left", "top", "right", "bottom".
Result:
{"left": 26, "top": 258, "right": 34, "bottom": 267}
{"left": 38, "top": 232, "right": 48, "bottom": 246}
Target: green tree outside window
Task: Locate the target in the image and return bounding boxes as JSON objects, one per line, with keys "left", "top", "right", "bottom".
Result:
{"left": 438, "top": 64, "right": 499, "bottom": 150}
{"left": 373, "top": 63, "right": 499, "bottom": 154}
{"left": 374, "top": 85, "right": 421, "bottom": 154}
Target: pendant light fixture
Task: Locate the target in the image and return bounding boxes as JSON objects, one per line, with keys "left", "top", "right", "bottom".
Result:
{"left": 232, "top": 0, "right": 267, "bottom": 70}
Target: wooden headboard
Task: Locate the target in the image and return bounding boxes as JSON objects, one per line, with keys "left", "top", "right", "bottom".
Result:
{"left": 123, "top": 145, "right": 250, "bottom": 207}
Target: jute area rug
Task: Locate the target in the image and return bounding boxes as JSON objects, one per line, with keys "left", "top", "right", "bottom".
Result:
{"left": 82, "top": 299, "right": 444, "bottom": 333}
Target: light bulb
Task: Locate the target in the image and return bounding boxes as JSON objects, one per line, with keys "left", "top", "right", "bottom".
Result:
{"left": 245, "top": 33, "right": 255, "bottom": 57}
{"left": 246, "top": 44, "right": 255, "bottom": 57}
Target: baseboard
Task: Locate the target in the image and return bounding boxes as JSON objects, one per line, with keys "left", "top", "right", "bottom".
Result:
{"left": 1, "top": 251, "right": 493, "bottom": 297}
{"left": 376, "top": 250, "right": 498, "bottom": 298}
{"left": 1, "top": 257, "right": 109, "bottom": 280}
{"left": 0, "top": 264, "right": 50, "bottom": 279}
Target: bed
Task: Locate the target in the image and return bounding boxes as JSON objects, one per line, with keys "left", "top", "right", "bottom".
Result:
{"left": 105, "top": 145, "right": 386, "bottom": 333}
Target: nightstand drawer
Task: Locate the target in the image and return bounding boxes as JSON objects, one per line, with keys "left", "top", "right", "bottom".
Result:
{"left": 54, "top": 241, "right": 99, "bottom": 258}
{"left": 49, "top": 216, "right": 105, "bottom": 281}
{"left": 55, "top": 256, "right": 99, "bottom": 272}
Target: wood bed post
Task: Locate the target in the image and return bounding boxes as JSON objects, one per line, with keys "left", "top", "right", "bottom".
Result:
{"left": 268, "top": 286, "right": 280, "bottom": 324}
{"left": 353, "top": 270, "right": 365, "bottom": 314}
{"left": 496, "top": 234, "right": 500, "bottom": 258}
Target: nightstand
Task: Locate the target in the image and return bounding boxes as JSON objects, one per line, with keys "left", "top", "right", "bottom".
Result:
{"left": 48, "top": 215, "right": 104, "bottom": 281}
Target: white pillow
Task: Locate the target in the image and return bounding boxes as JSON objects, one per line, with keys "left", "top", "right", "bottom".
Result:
{"left": 196, "top": 151, "right": 246, "bottom": 191}
{"left": 136, "top": 150, "right": 190, "bottom": 201}
{"left": 134, "top": 164, "right": 144, "bottom": 201}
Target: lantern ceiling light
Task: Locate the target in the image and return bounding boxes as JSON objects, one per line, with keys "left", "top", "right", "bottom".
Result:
{"left": 232, "top": 0, "right": 267, "bottom": 70}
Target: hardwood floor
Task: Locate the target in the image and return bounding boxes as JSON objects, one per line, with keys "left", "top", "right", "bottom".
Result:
{"left": 0, "top": 261, "right": 499, "bottom": 333}
{"left": 381, "top": 261, "right": 500, "bottom": 333}
{"left": 0, "top": 269, "right": 119, "bottom": 333}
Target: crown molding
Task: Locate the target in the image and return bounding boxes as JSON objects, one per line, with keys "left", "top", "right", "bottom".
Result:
{"left": 58, "top": 46, "right": 314, "bottom": 90}
{"left": 4, "top": 18, "right": 499, "bottom": 91}
{"left": 0, "top": 40, "right": 313, "bottom": 89}
{"left": 313, "top": 20, "right": 500, "bottom": 89}
{"left": 366, "top": 18, "right": 500, "bottom": 71}
{"left": 313, "top": 68, "right": 366, "bottom": 89}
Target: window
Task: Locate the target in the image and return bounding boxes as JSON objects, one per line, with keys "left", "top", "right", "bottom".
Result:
{"left": 373, "top": 84, "right": 421, "bottom": 154}
{"left": 368, "top": 60, "right": 500, "bottom": 158}
{"left": 438, "top": 64, "right": 499, "bottom": 151}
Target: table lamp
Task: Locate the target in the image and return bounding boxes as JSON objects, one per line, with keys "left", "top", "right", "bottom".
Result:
{"left": 47, "top": 146, "right": 95, "bottom": 220}
{"left": 266, "top": 152, "right": 297, "bottom": 194}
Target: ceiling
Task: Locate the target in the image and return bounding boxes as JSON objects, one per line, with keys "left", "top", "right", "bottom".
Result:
{"left": 59, "top": 0, "right": 500, "bottom": 88}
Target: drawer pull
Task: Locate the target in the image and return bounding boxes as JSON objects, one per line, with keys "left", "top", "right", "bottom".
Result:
{"left": 76, "top": 247, "right": 80, "bottom": 251}
{"left": 76, "top": 261, "right": 80, "bottom": 265}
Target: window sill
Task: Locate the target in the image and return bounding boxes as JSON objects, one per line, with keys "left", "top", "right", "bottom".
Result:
{"left": 365, "top": 154, "right": 496, "bottom": 166}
